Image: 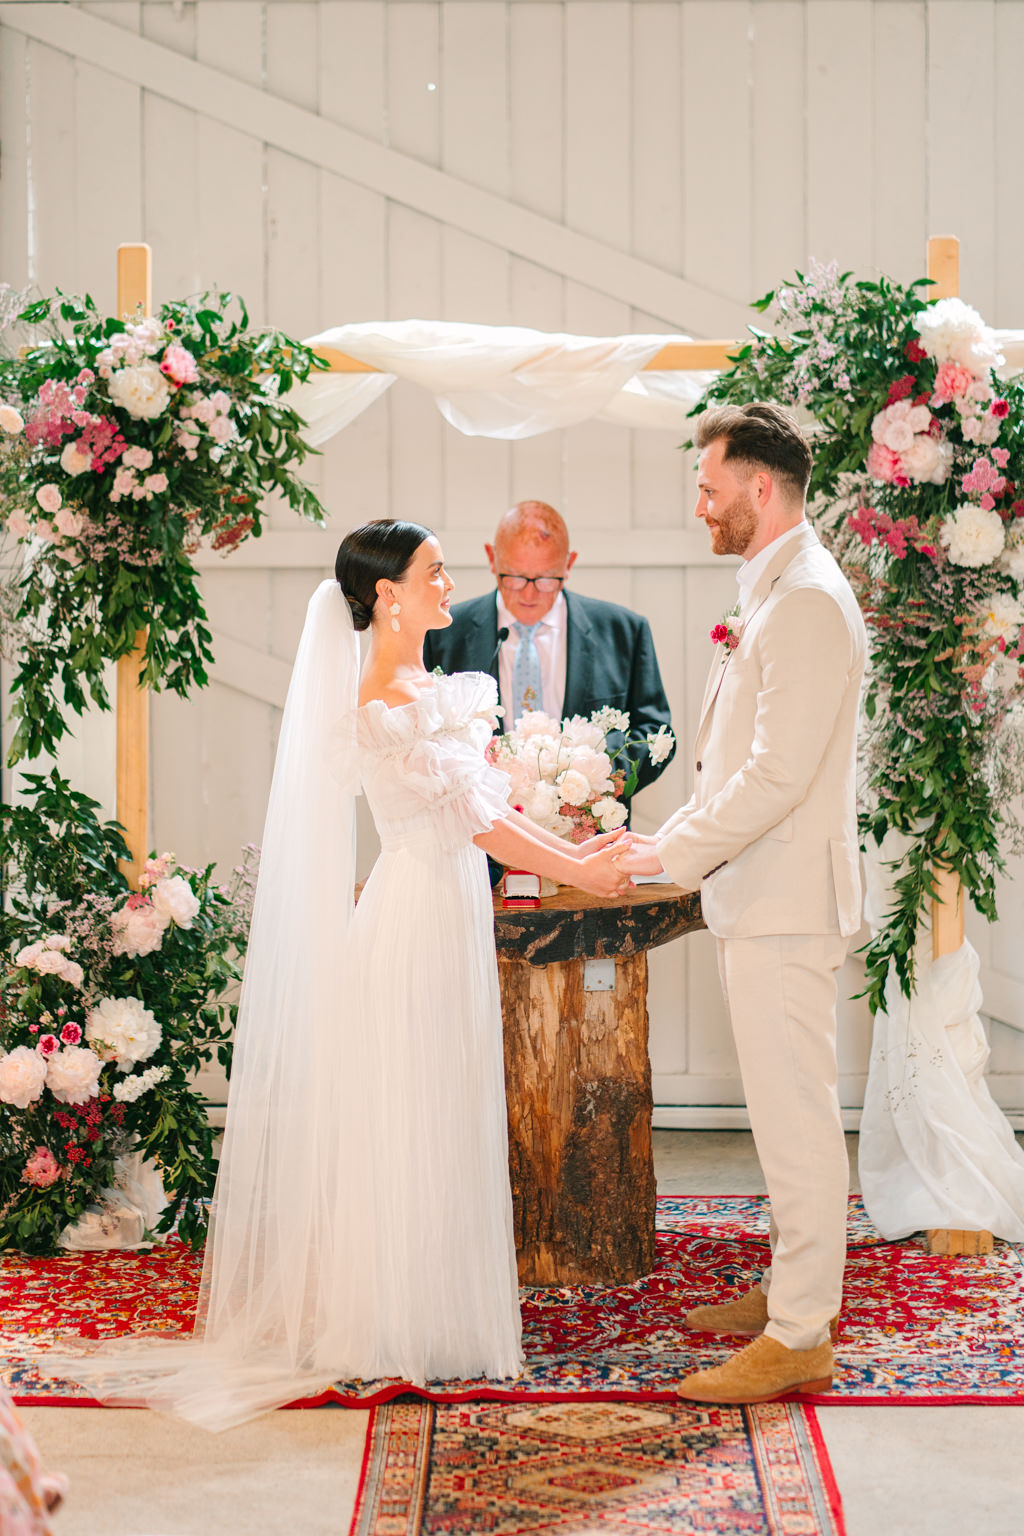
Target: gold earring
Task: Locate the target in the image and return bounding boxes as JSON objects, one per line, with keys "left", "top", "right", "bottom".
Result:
{"left": 389, "top": 601, "right": 401, "bottom": 633}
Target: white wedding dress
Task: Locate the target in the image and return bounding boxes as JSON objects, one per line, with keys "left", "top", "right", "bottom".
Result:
{"left": 48, "top": 586, "right": 522, "bottom": 1429}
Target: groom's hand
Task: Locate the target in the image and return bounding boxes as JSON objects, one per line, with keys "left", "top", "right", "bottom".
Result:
{"left": 613, "top": 845, "right": 665, "bottom": 877}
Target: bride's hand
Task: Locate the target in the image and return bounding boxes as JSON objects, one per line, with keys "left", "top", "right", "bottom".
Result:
{"left": 575, "top": 841, "right": 635, "bottom": 899}
{"left": 612, "top": 845, "right": 665, "bottom": 877}
{"left": 572, "top": 828, "right": 631, "bottom": 858}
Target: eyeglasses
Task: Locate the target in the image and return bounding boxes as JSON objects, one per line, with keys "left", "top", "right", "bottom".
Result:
{"left": 498, "top": 573, "right": 566, "bottom": 593}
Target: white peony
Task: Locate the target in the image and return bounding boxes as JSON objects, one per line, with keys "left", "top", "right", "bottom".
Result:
{"left": 0, "top": 1045, "right": 47, "bottom": 1107}
{"left": 46, "top": 1045, "right": 103, "bottom": 1104}
{"left": 107, "top": 360, "right": 172, "bottom": 420}
{"left": 523, "top": 782, "right": 560, "bottom": 824}
{"left": 504, "top": 757, "right": 538, "bottom": 797}
{"left": 592, "top": 796, "right": 628, "bottom": 831}
{"left": 516, "top": 711, "right": 559, "bottom": 739}
{"left": 86, "top": 996, "right": 162, "bottom": 1068}
{"left": 883, "top": 417, "right": 914, "bottom": 453}
{"left": 150, "top": 874, "right": 200, "bottom": 930}
{"left": 939, "top": 505, "right": 1006, "bottom": 569}
{"left": 566, "top": 745, "right": 614, "bottom": 795}
{"left": 111, "top": 901, "right": 169, "bottom": 958}
{"left": 555, "top": 768, "right": 592, "bottom": 807}
{"left": 980, "top": 592, "right": 1024, "bottom": 643}
{"left": 561, "top": 716, "right": 606, "bottom": 751}
{"left": 900, "top": 434, "right": 953, "bottom": 485}
{"left": 914, "top": 297, "right": 1004, "bottom": 377}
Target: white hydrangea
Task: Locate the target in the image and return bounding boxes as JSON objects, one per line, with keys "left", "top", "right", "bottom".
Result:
{"left": 980, "top": 593, "right": 1024, "bottom": 644}
{"left": 0, "top": 1045, "right": 47, "bottom": 1108}
{"left": 107, "top": 360, "right": 172, "bottom": 420}
{"left": 85, "top": 996, "right": 162, "bottom": 1069}
{"left": 939, "top": 505, "right": 1006, "bottom": 569}
{"left": 914, "top": 297, "right": 1004, "bottom": 377}
{"left": 112, "top": 1063, "right": 170, "bottom": 1103}
{"left": 150, "top": 874, "right": 200, "bottom": 930}
{"left": 46, "top": 1045, "right": 103, "bottom": 1105}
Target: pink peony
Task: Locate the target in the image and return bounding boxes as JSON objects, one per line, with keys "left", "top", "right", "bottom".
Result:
{"left": 36, "top": 1033, "right": 60, "bottom": 1057}
{"left": 35, "top": 483, "right": 62, "bottom": 514}
{"left": 60, "top": 1021, "right": 82, "bottom": 1045}
{"left": 111, "top": 900, "right": 169, "bottom": 958}
{"left": 932, "top": 361, "right": 974, "bottom": 404}
{"left": 160, "top": 343, "right": 199, "bottom": 387}
{"left": 866, "top": 442, "right": 902, "bottom": 483}
{"left": 23, "top": 1147, "right": 61, "bottom": 1188}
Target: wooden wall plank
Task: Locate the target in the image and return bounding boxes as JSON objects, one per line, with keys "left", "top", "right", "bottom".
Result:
{"left": 509, "top": 1, "right": 564, "bottom": 223}
{"left": 386, "top": 0, "right": 441, "bottom": 166}
{"left": 563, "top": 284, "right": 633, "bottom": 533}
{"left": 806, "top": 0, "right": 874, "bottom": 272}
{"left": 140, "top": 0, "right": 197, "bottom": 58}
{"left": 631, "top": 0, "right": 683, "bottom": 274}
{"left": 994, "top": 1, "right": 1024, "bottom": 329}
{"left": 266, "top": 2, "right": 320, "bottom": 111}
{"left": 0, "top": 27, "right": 30, "bottom": 286}
{"left": 440, "top": 0, "right": 508, "bottom": 195}
{"left": 25, "top": 42, "right": 77, "bottom": 295}
{"left": 319, "top": 0, "right": 386, "bottom": 139}
{"left": 565, "top": 0, "right": 631, "bottom": 247}
{"left": 75, "top": 60, "right": 143, "bottom": 314}
{"left": 142, "top": 91, "right": 200, "bottom": 301}
{"left": 872, "top": 0, "right": 926, "bottom": 285}
{"left": 751, "top": 0, "right": 806, "bottom": 294}
{"left": 682, "top": 0, "right": 753, "bottom": 303}
{"left": 387, "top": 205, "right": 444, "bottom": 527}
{"left": 926, "top": 0, "right": 996, "bottom": 316}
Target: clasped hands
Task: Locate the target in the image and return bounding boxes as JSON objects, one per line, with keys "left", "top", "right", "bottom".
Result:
{"left": 572, "top": 828, "right": 665, "bottom": 899}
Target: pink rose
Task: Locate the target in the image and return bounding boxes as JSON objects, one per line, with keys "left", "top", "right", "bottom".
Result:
{"left": 60, "top": 960, "right": 84, "bottom": 988}
{"left": 6, "top": 510, "right": 32, "bottom": 538}
{"left": 160, "top": 343, "right": 199, "bottom": 387}
{"left": 23, "top": 1147, "right": 61, "bottom": 1188}
{"left": 143, "top": 472, "right": 169, "bottom": 495}
{"left": 35, "top": 483, "right": 62, "bottom": 514}
{"left": 932, "top": 361, "right": 974, "bottom": 404}
{"left": 36, "top": 1033, "right": 60, "bottom": 1057}
{"left": 60, "top": 1021, "right": 82, "bottom": 1045}
{"left": 121, "top": 445, "right": 153, "bottom": 471}
{"left": 54, "top": 507, "right": 83, "bottom": 538}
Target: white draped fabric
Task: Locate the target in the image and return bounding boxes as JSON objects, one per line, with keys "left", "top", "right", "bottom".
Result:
{"left": 293, "top": 319, "right": 714, "bottom": 445}
{"left": 859, "top": 836, "right": 1024, "bottom": 1241}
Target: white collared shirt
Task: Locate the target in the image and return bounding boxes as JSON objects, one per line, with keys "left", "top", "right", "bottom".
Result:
{"left": 735, "top": 521, "right": 807, "bottom": 619}
{"left": 497, "top": 590, "right": 568, "bottom": 723}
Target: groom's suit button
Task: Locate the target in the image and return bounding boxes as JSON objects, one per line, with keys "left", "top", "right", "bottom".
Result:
{"left": 696, "top": 760, "right": 702, "bottom": 772}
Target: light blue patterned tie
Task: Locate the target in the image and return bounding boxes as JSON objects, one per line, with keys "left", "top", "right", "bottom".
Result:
{"left": 512, "top": 621, "right": 543, "bottom": 723}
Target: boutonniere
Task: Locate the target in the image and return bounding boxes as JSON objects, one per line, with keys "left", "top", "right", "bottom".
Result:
{"left": 710, "top": 605, "right": 742, "bottom": 653}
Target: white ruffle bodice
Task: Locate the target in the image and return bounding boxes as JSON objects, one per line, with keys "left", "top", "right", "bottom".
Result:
{"left": 355, "top": 671, "right": 511, "bottom": 852}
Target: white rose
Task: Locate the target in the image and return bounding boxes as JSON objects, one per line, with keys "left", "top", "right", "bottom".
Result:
{"left": 150, "top": 874, "right": 200, "bottom": 930}
{"left": 34, "top": 949, "right": 69, "bottom": 975}
{"left": 939, "top": 505, "right": 1006, "bottom": 569}
{"left": 60, "top": 959, "right": 84, "bottom": 988}
{"left": 85, "top": 995, "right": 162, "bottom": 1069}
{"left": 593, "top": 797, "right": 628, "bottom": 831}
{"left": 14, "top": 941, "right": 44, "bottom": 968}
{"left": 60, "top": 442, "right": 92, "bottom": 476}
{"left": 0, "top": 1045, "right": 47, "bottom": 1107}
{"left": 46, "top": 1045, "right": 104, "bottom": 1104}
{"left": 44, "top": 934, "right": 71, "bottom": 951}
{"left": 980, "top": 592, "right": 1024, "bottom": 643}
{"left": 556, "top": 768, "right": 592, "bottom": 807}
{"left": 0, "top": 403, "right": 25, "bottom": 434}
{"left": 111, "top": 902, "right": 169, "bottom": 958}
{"left": 107, "top": 360, "right": 172, "bottom": 420}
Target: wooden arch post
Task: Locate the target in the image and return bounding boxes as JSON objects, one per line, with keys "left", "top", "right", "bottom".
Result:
{"left": 115, "top": 242, "right": 152, "bottom": 888}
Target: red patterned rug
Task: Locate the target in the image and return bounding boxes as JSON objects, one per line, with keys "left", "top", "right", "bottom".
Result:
{"left": 5, "top": 1196, "right": 1023, "bottom": 1407}
{"left": 349, "top": 1398, "right": 844, "bottom": 1536}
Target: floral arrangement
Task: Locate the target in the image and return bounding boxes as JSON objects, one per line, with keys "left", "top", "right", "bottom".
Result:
{"left": 0, "top": 773, "right": 255, "bottom": 1254}
{"left": 695, "top": 261, "right": 1024, "bottom": 1011}
{"left": 0, "top": 284, "right": 326, "bottom": 763}
{"left": 488, "top": 707, "right": 675, "bottom": 842}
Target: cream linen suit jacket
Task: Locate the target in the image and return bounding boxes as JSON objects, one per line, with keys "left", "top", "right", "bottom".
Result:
{"left": 657, "top": 522, "right": 867, "bottom": 939}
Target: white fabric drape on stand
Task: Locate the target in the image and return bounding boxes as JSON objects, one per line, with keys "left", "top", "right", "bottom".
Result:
{"left": 859, "top": 833, "right": 1024, "bottom": 1240}
{"left": 293, "top": 319, "right": 713, "bottom": 446}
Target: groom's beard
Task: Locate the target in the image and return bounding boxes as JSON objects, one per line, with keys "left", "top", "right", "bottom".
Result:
{"left": 705, "top": 488, "right": 759, "bottom": 557}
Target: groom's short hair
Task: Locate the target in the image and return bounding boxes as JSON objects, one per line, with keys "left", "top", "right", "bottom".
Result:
{"left": 695, "top": 402, "right": 813, "bottom": 505}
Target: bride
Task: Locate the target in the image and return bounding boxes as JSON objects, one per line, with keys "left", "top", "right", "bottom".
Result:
{"left": 58, "top": 518, "right": 630, "bottom": 1430}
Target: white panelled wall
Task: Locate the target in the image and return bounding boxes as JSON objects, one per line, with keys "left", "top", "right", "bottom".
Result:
{"left": 1, "top": 0, "right": 1023, "bottom": 1121}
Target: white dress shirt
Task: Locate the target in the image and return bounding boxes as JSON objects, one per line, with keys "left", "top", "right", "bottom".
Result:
{"left": 735, "top": 521, "right": 808, "bottom": 619}
{"left": 497, "top": 590, "right": 568, "bottom": 723}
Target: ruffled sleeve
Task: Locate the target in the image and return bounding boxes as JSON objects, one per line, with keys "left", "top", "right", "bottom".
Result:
{"left": 357, "top": 672, "right": 511, "bottom": 851}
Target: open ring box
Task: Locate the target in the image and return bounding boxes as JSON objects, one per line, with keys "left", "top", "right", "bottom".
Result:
{"left": 502, "top": 869, "right": 542, "bottom": 909}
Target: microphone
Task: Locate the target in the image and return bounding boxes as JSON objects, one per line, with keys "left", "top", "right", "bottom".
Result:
{"left": 490, "top": 626, "right": 509, "bottom": 670}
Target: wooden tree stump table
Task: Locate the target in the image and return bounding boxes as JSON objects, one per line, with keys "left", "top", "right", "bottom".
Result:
{"left": 493, "top": 883, "right": 704, "bottom": 1287}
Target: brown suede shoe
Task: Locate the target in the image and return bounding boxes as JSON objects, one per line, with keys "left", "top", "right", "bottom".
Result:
{"left": 678, "top": 1333, "right": 834, "bottom": 1405}
{"left": 684, "top": 1284, "right": 839, "bottom": 1344}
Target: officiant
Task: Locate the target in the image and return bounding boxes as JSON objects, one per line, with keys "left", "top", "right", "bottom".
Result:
{"left": 424, "top": 499, "right": 676, "bottom": 823}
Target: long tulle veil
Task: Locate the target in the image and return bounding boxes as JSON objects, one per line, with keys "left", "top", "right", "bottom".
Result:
{"left": 47, "top": 579, "right": 362, "bottom": 1429}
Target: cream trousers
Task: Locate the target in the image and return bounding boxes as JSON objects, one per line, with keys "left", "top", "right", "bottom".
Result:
{"left": 716, "top": 931, "right": 850, "bottom": 1351}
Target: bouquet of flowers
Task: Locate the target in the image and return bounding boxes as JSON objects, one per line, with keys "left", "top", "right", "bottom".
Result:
{"left": 488, "top": 706, "right": 674, "bottom": 842}
{"left": 0, "top": 773, "right": 254, "bottom": 1254}
{"left": 0, "top": 283, "right": 326, "bottom": 764}
{"left": 695, "top": 261, "right": 1024, "bottom": 1009}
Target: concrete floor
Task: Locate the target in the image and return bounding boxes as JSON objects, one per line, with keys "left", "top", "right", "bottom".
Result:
{"left": 22, "top": 1130, "right": 1024, "bottom": 1536}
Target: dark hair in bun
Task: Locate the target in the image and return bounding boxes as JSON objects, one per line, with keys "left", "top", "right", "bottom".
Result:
{"left": 335, "top": 519, "right": 433, "bottom": 632}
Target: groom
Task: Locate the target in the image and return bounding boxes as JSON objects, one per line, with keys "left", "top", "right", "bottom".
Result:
{"left": 618, "top": 402, "right": 867, "bottom": 1404}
